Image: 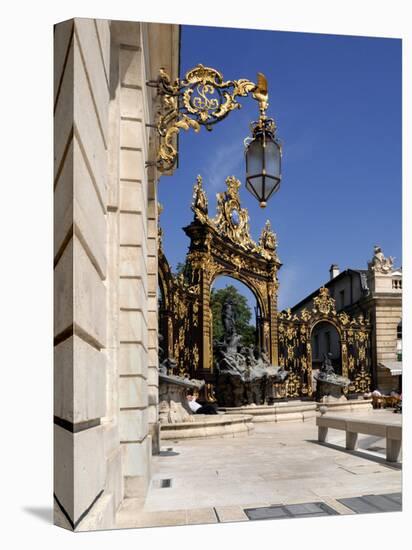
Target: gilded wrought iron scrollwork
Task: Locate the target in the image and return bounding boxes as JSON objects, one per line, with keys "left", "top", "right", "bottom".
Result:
{"left": 286, "top": 372, "right": 301, "bottom": 398}
{"left": 150, "top": 64, "right": 270, "bottom": 171}
{"left": 192, "top": 300, "right": 199, "bottom": 327}
{"left": 158, "top": 247, "right": 199, "bottom": 377}
{"left": 278, "top": 319, "right": 307, "bottom": 397}
{"left": 278, "top": 286, "right": 372, "bottom": 398}
{"left": 192, "top": 344, "right": 199, "bottom": 368}
{"left": 351, "top": 365, "right": 372, "bottom": 393}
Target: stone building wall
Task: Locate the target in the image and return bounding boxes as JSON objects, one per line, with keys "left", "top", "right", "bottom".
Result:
{"left": 54, "top": 18, "right": 179, "bottom": 531}
{"left": 366, "top": 271, "right": 402, "bottom": 392}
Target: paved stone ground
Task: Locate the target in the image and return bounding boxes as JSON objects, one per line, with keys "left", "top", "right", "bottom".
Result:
{"left": 116, "top": 410, "right": 402, "bottom": 529}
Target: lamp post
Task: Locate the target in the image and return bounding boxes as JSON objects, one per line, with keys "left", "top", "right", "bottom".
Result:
{"left": 148, "top": 64, "right": 282, "bottom": 207}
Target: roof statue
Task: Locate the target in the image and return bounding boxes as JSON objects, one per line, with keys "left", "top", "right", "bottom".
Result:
{"left": 191, "top": 175, "right": 209, "bottom": 224}
{"left": 258, "top": 220, "right": 278, "bottom": 255}
{"left": 368, "top": 245, "right": 394, "bottom": 274}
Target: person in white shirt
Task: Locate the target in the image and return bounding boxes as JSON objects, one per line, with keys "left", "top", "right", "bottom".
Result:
{"left": 186, "top": 390, "right": 217, "bottom": 414}
{"left": 187, "top": 393, "right": 202, "bottom": 413}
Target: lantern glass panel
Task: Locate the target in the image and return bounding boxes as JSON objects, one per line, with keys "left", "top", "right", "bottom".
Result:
{"left": 264, "top": 139, "right": 280, "bottom": 180}
{"left": 246, "top": 175, "right": 264, "bottom": 200}
{"left": 246, "top": 138, "right": 264, "bottom": 179}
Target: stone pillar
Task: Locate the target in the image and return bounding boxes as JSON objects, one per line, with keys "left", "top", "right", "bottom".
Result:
{"left": 54, "top": 18, "right": 117, "bottom": 530}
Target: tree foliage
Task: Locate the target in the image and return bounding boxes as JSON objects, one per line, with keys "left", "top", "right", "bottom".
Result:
{"left": 211, "top": 284, "right": 255, "bottom": 348}
{"left": 174, "top": 261, "right": 186, "bottom": 277}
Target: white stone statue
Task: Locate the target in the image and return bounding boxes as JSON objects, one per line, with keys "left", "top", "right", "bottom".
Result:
{"left": 368, "top": 245, "right": 394, "bottom": 274}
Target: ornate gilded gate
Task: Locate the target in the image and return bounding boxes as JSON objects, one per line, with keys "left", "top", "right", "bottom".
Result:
{"left": 159, "top": 174, "right": 282, "bottom": 382}
{"left": 183, "top": 175, "right": 281, "bottom": 378}
{"left": 278, "top": 287, "right": 372, "bottom": 398}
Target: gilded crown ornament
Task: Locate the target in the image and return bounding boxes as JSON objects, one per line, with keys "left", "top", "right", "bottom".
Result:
{"left": 313, "top": 287, "right": 336, "bottom": 315}
{"left": 190, "top": 174, "right": 280, "bottom": 262}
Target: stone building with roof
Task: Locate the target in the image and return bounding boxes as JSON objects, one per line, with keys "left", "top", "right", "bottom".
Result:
{"left": 290, "top": 247, "right": 402, "bottom": 394}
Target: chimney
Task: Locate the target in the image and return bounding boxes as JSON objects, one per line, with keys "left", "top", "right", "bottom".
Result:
{"left": 329, "top": 264, "right": 340, "bottom": 280}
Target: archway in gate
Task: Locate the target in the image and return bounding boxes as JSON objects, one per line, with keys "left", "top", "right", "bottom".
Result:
{"left": 210, "top": 275, "right": 259, "bottom": 367}
{"left": 311, "top": 319, "right": 342, "bottom": 396}
{"left": 311, "top": 320, "right": 342, "bottom": 374}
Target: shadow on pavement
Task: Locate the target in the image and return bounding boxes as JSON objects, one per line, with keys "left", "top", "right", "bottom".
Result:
{"left": 306, "top": 439, "right": 402, "bottom": 470}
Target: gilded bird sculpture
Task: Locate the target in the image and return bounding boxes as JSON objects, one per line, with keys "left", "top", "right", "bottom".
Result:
{"left": 252, "top": 72, "right": 269, "bottom": 118}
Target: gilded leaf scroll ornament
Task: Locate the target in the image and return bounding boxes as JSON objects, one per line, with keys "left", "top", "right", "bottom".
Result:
{"left": 286, "top": 326, "right": 296, "bottom": 341}
{"left": 152, "top": 64, "right": 269, "bottom": 171}
{"left": 301, "top": 355, "right": 307, "bottom": 371}
{"left": 179, "top": 326, "right": 185, "bottom": 349}
{"left": 279, "top": 308, "right": 293, "bottom": 321}
{"left": 355, "top": 330, "right": 368, "bottom": 343}
{"left": 353, "top": 365, "right": 371, "bottom": 393}
{"left": 174, "top": 341, "right": 179, "bottom": 362}
{"left": 286, "top": 372, "right": 301, "bottom": 398}
{"left": 358, "top": 346, "right": 366, "bottom": 362}
{"left": 338, "top": 312, "right": 351, "bottom": 326}
{"left": 192, "top": 300, "right": 199, "bottom": 327}
{"left": 192, "top": 344, "right": 199, "bottom": 368}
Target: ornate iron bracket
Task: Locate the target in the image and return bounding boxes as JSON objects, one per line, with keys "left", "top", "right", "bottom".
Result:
{"left": 147, "top": 64, "right": 270, "bottom": 172}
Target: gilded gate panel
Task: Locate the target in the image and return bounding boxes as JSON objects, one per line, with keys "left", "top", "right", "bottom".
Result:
{"left": 278, "top": 287, "right": 372, "bottom": 398}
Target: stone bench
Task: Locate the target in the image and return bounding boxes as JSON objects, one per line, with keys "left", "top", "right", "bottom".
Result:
{"left": 316, "top": 415, "right": 402, "bottom": 462}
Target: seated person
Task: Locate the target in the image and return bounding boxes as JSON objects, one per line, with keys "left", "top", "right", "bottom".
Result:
{"left": 186, "top": 390, "right": 218, "bottom": 414}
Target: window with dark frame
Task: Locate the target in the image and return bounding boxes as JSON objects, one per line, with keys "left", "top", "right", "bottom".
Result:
{"left": 339, "top": 289, "right": 345, "bottom": 310}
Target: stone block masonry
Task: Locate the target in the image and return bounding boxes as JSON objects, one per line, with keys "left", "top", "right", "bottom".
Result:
{"left": 54, "top": 18, "right": 180, "bottom": 530}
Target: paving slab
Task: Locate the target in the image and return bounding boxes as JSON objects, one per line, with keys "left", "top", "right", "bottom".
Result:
{"left": 244, "top": 501, "right": 338, "bottom": 521}
{"left": 214, "top": 506, "right": 249, "bottom": 523}
{"left": 338, "top": 493, "right": 402, "bottom": 514}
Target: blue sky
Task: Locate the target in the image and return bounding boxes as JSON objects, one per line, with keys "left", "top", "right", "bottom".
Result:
{"left": 158, "top": 25, "right": 402, "bottom": 314}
